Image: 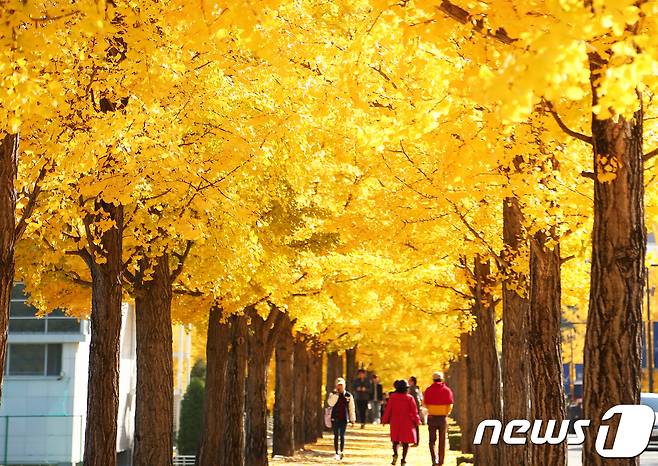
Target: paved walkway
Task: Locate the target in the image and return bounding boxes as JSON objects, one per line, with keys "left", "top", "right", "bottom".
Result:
{"left": 271, "top": 424, "right": 464, "bottom": 465}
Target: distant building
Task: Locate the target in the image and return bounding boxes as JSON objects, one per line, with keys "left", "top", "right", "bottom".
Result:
{"left": 0, "top": 284, "right": 137, "bottom": 466}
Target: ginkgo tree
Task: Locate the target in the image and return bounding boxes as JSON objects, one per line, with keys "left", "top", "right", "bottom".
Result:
{"left": 6, "top": 2, "right": 658, "bottom": 466}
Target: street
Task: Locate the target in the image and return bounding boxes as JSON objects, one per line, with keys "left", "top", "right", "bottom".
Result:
{"left": 568, "top": 445, "right": 658, "bottom": 465}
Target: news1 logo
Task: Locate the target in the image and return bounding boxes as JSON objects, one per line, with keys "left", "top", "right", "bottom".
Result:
{"left": 474, "top": 405, "right": 656, "bottom": 458}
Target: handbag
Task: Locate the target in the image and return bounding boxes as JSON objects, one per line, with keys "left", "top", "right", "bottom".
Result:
{"left": 324, "top": 406, "right": 333, "bottom": 428}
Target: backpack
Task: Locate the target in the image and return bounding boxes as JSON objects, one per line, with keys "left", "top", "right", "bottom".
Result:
{"left": 324, "top": 406, "right": 333, "bottom": 428}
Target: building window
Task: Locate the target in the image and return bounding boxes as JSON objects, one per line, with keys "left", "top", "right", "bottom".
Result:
{"left": 5, "top": 343, "right": 62, "bottom": 376}
{"left": 10, "top": 284, "right": 81, "bottom": 334}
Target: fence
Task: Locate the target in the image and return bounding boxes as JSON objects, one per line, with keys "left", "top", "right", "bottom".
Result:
{"left": 173, "top": 455, "right": 195, "bottom": 466}
{"left": 0, "top": 414, "right": 84, "bottom": 465}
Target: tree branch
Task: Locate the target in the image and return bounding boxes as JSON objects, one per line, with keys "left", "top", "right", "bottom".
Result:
{"left": 172, "top": 286, "right": 203, "bottom": 297}
{"left": 560, "top": 254, "right": 576, "bottom": 265}
{"left": 447, "top": 198, "right": 505, "bottom": 270}
{"left": 170, "top": 241, "right": 194, "bottom": 281}
{"left": 15, "top": 162, "right": 49, "bottom": 241}
{"left": 438, "top": 0, "right": 516, "bottom": 45}
{"left": 544, "top": 101, "right": 593, "bottom": 145}
{"left": 644, "top": 147, "right": 658, "bottom": 162}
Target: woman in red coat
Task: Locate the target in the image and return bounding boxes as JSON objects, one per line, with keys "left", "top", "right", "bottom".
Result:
{"left": 382, "top": 379, "right": 421, "bottom": 465}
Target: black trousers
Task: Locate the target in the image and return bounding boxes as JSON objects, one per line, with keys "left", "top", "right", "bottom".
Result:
{"left": 356, "top": 399, "right": 368, "bottom": 424}
{"left": 333, "top": 419, "right": 347, "bottom": 453}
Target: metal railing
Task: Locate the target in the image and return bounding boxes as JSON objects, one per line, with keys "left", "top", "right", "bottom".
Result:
{"left": 173, "top": 455, "right": 196, "bottom": 466}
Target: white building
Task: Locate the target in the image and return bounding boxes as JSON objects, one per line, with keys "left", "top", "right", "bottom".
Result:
{"left": 0, "top": 284, "right": 137, "bottom": 466}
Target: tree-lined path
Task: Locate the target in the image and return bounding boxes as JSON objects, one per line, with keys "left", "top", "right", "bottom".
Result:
{"left": 270, "top": 425, "right": 462, "bottom": 466}
{"left": 4, "top": 1, "right": 658, "bottom": 466}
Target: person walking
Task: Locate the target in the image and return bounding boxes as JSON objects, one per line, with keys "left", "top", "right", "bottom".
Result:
{"left": 382, "top": 380, "right": 421, "bottom": 465}
{"left": 408, "top": 376, "right": 423, "bottom": 446}
{"left": 352, "top": 369, "right": 371, "bottom": 429}
{"left": 327, "top": 377, "right": 356, "bottom": 460}
{"left": 423, "top": 372, "right": 454, "bottom": 466}
{"left": 371, "top": 374, "right": 384, "bottom": 424}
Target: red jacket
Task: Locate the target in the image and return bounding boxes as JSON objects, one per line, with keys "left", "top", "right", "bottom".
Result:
{"left": 382, "top": 393, "right": 421, "bottom": 443}
{"left": 423, "top": 382, "right": 454, "bottom": 416}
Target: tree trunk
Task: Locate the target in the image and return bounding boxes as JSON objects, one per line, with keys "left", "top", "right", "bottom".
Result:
{"left": 582, "top": 80, "right": 645, "bottom": 465}
{"left": 83, "top": 201, "right": 124, "bottom": 466}
{"left": 133, "top": 255, "right": 174, "bottom": 466}
{"left": 501, "top": 196, "right": 531, "bottom": 466}
{"left": 273, "top": 316, "right": 295, "bottom": 457}
{"left": 245, "top": 335, "right": 269, "bottom": 466}
{"left": 502, "top": 197, "right": 531, "bottom": 466}
{"left": 245, "top": 305, "right": 285, "bottom": 466}
{"left": 457, "top": 333, "right": 473, "bottom": 454}
{"left": 326, "top": 351, "right": 341, "bottom": 398}
{"left": 198, "top": 311, "right": 248, "bottom": 466}
{"left": 304, "top": 343, "right": 321, "bottom": 444}
{"left": 197, "top": 305, "right": 229, "bottom": 466}
{"left": 293, "top": 337, "right": 308, "bottom": 450}
{"left": 529, "top": 233, "right": 566, "bottom": 466}
{"left": 0, "top": 133, "right": 18, "bottom": 398}
{"left": 345, "top": 347, "right": 357, "bottom": 391}
{"left": 315, "top": 350, "right": 325, "bottom": 439}
{"left": 468, "top": 256, "right": 502, "bottom": 466}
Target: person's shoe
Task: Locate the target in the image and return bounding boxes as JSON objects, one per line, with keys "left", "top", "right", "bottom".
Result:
{"left": 360, "top": 424, "right": 365, "bottom": 429}
{"left": 339, "top": 451, "right": 344, "bottom": 460}
{"left": 391, "top": 453, "right": 398, "bottom": 465}
{"left": 400, "top": 461, "right": 406, "bottom": 465}
{"left": 334, "top": 453, "right": 340, "bottom": 460}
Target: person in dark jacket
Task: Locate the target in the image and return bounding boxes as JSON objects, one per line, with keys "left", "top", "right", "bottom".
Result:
{"left": 327, "top": 377, "right": 356, "bottom": 460}
{"left": 370, "top": 375, "right": 384, "bottom": 424}
{"left": 382, "top": 379, "right": 421, "bottom": 465}
{"left": 352, "top": 369, "right": 371, "bottom": 428}
{"left": 408, "top": 376, "right": 423, "bottom": 446}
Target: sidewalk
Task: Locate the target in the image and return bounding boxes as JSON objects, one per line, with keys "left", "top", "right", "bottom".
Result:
{"left": 568, "top": 444, "right": 658, "bottom": 465}
{"left": 271, "top": 424, "right": 463, "bottom": 465}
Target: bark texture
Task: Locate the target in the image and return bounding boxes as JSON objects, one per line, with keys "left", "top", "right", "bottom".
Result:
{"left": 245, "top": 305, "right": 285, "bottom": 466}
{"left": 529, "top": 233, "right": 566, "bottom": 466}
{"left": 326, "top": 351, "right": 343, "bottom": 398}
{"left": 458, "top": 331, "right": 473, "bottom": 454}
{"left": 197, "top": 310, "right": 248, "bottom": 466}
{"left": 468, "top": 256, "right": 502, "bottom": 466}
{"left": 582, "top": 83, "right": 645, "bottom": 466}
{"left": 83, "top": 201, "right": 124, "bottom": 466}
{"left": 133, "top": 255, "right": 174, "bottom": 466}
{"left": 447, "top": 341, "right": 471, "bottom": 453}
{"left": 303, "top": 342, "right": 322, "bottom": 444}
{"left": 345, "top": 347, "right": 357, "bottom": 391}
{"left": 0, "top": 133, "right": 18, "bottom": 398}
{"left": 293, "top": 337, "right": 308, "bottom": 450}
{"left": 273, "top": 316, "right": 295, "bottom": 457}
{"left": 315, "top": 349, "right": 325, "bottom": 439}
{"left": 501, "top": 196, "right": 531, "bottom": 466}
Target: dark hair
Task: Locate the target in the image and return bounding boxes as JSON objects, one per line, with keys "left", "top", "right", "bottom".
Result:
{"left": 394, "top": 379, "right": 409, "bottom": 393}
{"left": 357, "top": 369, "right": 366, "bottom": 374}
{"left": 409, "top": 376, "right": 417, "bottom": 385}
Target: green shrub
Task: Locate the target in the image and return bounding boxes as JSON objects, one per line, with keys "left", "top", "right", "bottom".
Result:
{"left": 177, "top": 377, "right": 205, "bottom": 455}
{"left": 448, "top": 433, "right": 461, "bottom": 451}
{"left": 190, "top": 359, "right": 206, "bottom": 379}
{"left": 456, "top": 454, "right": 474, "bottom": 465}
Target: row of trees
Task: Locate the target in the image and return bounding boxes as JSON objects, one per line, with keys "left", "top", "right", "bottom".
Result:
{"left": 3, "top": 1, "right": 658, "bottom": 466}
